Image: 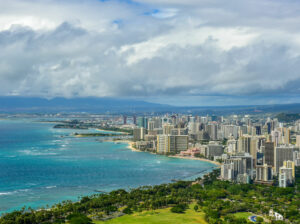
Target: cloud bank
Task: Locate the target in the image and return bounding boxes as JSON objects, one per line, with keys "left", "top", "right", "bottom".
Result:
{"left": 0, "top": 0, "right": 300, "bottom": 105}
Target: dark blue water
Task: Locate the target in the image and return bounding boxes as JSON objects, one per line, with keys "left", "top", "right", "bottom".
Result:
{"left": 0, "top": 118, "right": 216, "bottom": 214}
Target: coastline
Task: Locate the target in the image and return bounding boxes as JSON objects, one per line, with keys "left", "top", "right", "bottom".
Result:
{"left": 169, "top": 155, "right": 221, "bottom": 166}
{"left": 113, "top": 140, "right": 140, "bottom": 152}
{"left": 114, "top": 140, "right": 221, "bottom": 167}
{"left": 96, "top": 128, "right": 129, "bottom": 135}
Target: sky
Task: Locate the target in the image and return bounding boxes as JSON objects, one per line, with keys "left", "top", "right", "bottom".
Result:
{"left": 0, "top": 0, "right": 300, "bottom": 106}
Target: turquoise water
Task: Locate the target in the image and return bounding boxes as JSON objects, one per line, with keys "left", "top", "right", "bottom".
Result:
{"left": 0, "top": 118, "right": 216, "bottom": 214}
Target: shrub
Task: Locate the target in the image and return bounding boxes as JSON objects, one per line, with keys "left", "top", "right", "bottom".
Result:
{"left": 67, "top": 213, "right": 92, "bottom": 224}
{"left": 171, "top": 204, "right": 187, "bottom": 213}
{"left": 122, "top": 207, "right": 133, "bottom": 215}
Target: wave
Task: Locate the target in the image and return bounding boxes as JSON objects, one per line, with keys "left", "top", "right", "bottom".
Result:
{"left": 2, "top": 155, "right": 17, "bottom": 158}
{"left": 18, "top": 149, "right": 58, "bottom": 156}
{"left": 0, "top": 189, "right": 30, "bottom": 196}
{"left": 0, "top": 192, "right": 14, "bottom": 196}
{"left": 45, "top": 186, "right": 56, "bottom": 189}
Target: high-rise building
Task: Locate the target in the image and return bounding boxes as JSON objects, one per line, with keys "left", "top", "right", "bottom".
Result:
{"left": 171, "top": 128, "right": 188, "bottom": 136}
{"left": 163, "top": 124, "right": 174, "bottom": 135}
{"left": 123, "top": 115, "right": 127, "bottom": 125}
{"left": 296, "top": 135, "right": 300, "bottom": 148}
{"left": 266, "top": 122, "right": 272, "bottom": 134}
{"left": 222, "top": 125, "right": 239, "bottom": 139}
{"left": 238, "top": 135, "right": 251, "bottom": 153}
{"left": 279, "top": 163, "right": 294, "bottom": 188}
{"left": 137, "top": 117, "right": 148, "bottom": 129}
{"left": 256, "top": 164, "right": 273, "bottom": 182}
{"left": 255, "top": 125, "right": 262, "bottom": 135}
{"left": 188, "top": 121, "right": 200, "bottom": 135}
{"left": 148, "top": 121, "right": 155, "bottom": 131}
{"left": 156, "top": 135, "right": 188, "bottom": 154}
{"left": 207, "top": 142, "right": 224, "bottom": 158}
{"left": 227, "top": 139, "right": 238, "bottom": 154}
{"left": 293, "top": 151, "right": 300, "bottom": 166}
{"left": 281, "top": 127, "right": 290, "bottom": 145}
{"left": 274, "top": 146, "right": 294, "bottom": 175}
{"left": 263, "top": 142, "right": 275, "bottom": 167}
{"left": 271, "top": 130, "right": 281, "bottom": 146}
{"left": 283, "top": 160, "right": 295, "bottom": 178}
{"left": 221, "top": 163, "right": 234, "bottom": 180}
{"left": 137, "top": 117, "right": 144, "bottom": 128}
{"left": 223, "top": 154, "right": 254, "bottom": 180}
{"left": 133, "top": 127, "right": 146, "bottom": 141}
{"left": 207, "top": 123, "right": 218, "bottom": 140}
{"left": 237, "top": 173, "right": 251, "bottom": 184}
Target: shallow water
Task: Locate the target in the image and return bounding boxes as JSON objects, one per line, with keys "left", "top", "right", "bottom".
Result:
{"left": 0, "top": 118, "right": 216, "bottom": 214}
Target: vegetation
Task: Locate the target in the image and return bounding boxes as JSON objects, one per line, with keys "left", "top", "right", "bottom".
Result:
{"left": 97, "top": 127, "right": 133, "bottom": 135}
{"left": 194, "top": 153, "right": 205, "bottom": 158}
{"left": 276, "top": 113, "right": 300, "bottom": 122}
{"left": 170, "top": 203, "right": 188, "bottom": 213}
{"left": 52, "top": 120, "right": 133, "bottom": 135}
{"left": 74, "top": 133, "right": 126, "bottom": 137}
{"left": 95, "top": 203, "right": 207, "bottom": 224}
{"left": 54, "top": 124, "right": 89, "bottom": 129}
{"left": 1, "top": 168, "right": 299, "bottom": 224}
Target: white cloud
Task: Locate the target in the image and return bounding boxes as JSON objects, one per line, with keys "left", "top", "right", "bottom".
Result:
{"left": 0, "top": 0, "right": 299, "bottom": 105}
{"left": 120, "top": 26, "right": 258, "bottom": 65}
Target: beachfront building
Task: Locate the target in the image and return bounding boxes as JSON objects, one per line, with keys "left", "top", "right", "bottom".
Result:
{"left": 133, "top": 127, "right": 146, "bottom": 141}
{"left": 179, "top": 148, "right": 201, "bottom": 157}
{"left": 207, "top": 142, "right": 224, "bottom": 159}
{"left": 156, "top": 135, "right": 188, "bottom": 154}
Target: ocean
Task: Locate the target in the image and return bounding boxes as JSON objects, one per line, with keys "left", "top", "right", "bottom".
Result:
{"left": 0, "top": 118, "right": 216, "bottom": 214}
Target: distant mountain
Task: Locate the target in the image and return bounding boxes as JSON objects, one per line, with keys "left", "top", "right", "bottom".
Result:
{"left": 0, "top": 96, "right": 299, "bottom": 115}
{"left": 173, "top": 103, "right": 300, "bottom": 115}
{"left": 0, "top": 97, "right": 172, "bottom": 113}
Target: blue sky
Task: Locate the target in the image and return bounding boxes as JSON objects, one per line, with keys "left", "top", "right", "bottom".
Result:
{"left": 0, "top": 0, "right": 300, "bottom": 106}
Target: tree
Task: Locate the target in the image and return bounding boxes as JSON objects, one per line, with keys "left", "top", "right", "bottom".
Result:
{"left": 194, "top": 205, "right": 199, "bottom": 212}
{"left": 67, "top": 213, "right": 92, "bottom": 224}
{"left": 170, "top": 204, "right": 187, "bottom": 213}
{"left": 122, "top": 207, "right": 133, "bottom": 214}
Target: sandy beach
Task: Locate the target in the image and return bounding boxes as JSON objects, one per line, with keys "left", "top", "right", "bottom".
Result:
{"left": 109, "top": 140, "right": 221, "bottom": 166}
{"left": 125, "top": 142, "right": 220, "bottom": 166}
{"left": 96, "top": 129, "right": 129, "bottom": 135}
{"left": 111, "top": 140, "right": 140, "bottom": 152}
{"left": 169, "top": 155, "right": 221, "bottom": 166}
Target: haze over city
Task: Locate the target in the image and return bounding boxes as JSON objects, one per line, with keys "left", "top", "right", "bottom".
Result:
{"left": 0, "top": 0, "right": 300, "bottom": 106}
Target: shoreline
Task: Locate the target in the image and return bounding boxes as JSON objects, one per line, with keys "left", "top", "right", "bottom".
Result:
{"left": 169, "top": 155, "right": 221, "bottom": 166}
{"left": 96, "top": 128, "right": 129, "bottom": 135}
{"left": 113, "top": 140, "right": 221, "bottom": 167}
{"left": 113, "top": 140, "right": 140, "bottom": 152}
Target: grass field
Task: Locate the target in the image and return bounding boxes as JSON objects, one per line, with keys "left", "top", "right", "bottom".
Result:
{"left": 233, "top": 212, "right": 252, "bottom": 219}
{"left": 94, "top": 204, "right": 207, "bottom": 224}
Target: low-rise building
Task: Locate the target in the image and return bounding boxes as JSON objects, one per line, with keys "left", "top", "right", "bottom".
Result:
{"left": 269, "top": 210, "right": 284, "bottom": 221}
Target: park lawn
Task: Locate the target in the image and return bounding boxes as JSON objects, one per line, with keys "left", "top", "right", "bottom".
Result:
{"left": 234, "top": 212, "right": 252, "bottom": 219}
{"left": 94, "top": 203, "right": 207, "bottom": 224}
